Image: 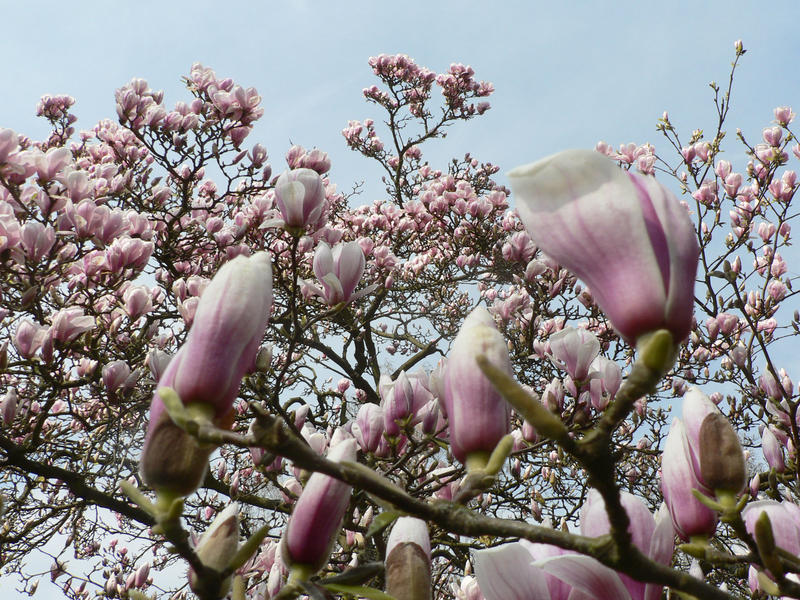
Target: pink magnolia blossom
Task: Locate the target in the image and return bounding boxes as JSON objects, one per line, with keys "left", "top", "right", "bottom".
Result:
{"left": 145, "top": 349, "right": 171, "bottom": 381}
{"left": 547, "top": 326, "right": 600, "bottom": 380}
{"left": 592, "top": 355, "right": 622, "bottom": 398}
{"left": 104, "top": 237, "right": 154, "bottom": 273}
{"left": 273, "top": 168, "right": 327, "bottom": 229}
{"left": 417, "top": 398, "right": 443, "bottom": 435}
{"left": 122, "top": 285, "right": 153, "bottom": 320}
{"left": 1, "top": 388, "right": 17, "bottom": 426}
{"left": 453, "top": 576, "right": 485, "bottom": 600}
{"left": 381, "top": 370, "right": 433, "bottom": 436}
{"left": 285, "top": 144, "right": 331, "bottom": 175}
{"left": 743, "top": 500, "right": 800, "bottom": 594}
{"left": 310, "top": 240, "right": 370, "bottom": 305}
{"left": 133, "top": 563, "right": 150, "bottom": 589}
{"left": 661, "top": 418, "right": 718, "bottom": 541}
{"left": 31, "top": 147, "right": 72, "bottom": 181}
{"left": 549, "top": 492, "right": 672, "bottom": 600}
{"left": 476, "top": 491, "right": 672, "bottom": 600}
{"left": 443, "top": 307, "right": 512, "bottom": 465}
{"left": 20, "top": 222, "right": 55, "bottom": 262}
{"left": 509, "top": 149, "right": 699, "bottom": 345}
{"left": 155, "top": 251, "right": 272, "bottom": 419}
{"left": 352, "top": 403, "right": 384, "bottom": 453}
{"left": 281, "top": 439, "right": 357, "bottom": 575}
{"left": 0, "top": 128, "right": 19, "bottom": 163}
{"left": 48, "top": 307, "right": 96, "bottom": 344}
{"left": 761, "top": 426, "right": 785, "bottom": 473}
{"left": 0, "top": 205, "right": 22, "bottom": 253}
{"left": 139, "top": 252, "right": 272, "bottom": 495}
{"left": 774, "top": 106, "right": 796, "bottom": 126}
{"left": 13, "top": 320, "right": 48, "bottom": 358}
{"left": 661, "top": 387, "right": 746, "bottom": 539}
{"left": 102, "top": 360, "right": 132, "bottom": 396}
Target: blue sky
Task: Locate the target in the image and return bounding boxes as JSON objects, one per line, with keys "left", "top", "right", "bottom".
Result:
{"left": 3, "top": 1, "right": 799, "bottom": 200}
{"left": 2, "top": 1, "right": 799, "bottom": 598}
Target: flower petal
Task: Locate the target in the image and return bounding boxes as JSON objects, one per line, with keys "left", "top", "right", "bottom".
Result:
{"left": 661, "top": 419, "right": 717, "bottom": 540}
{"left": 509, "top": 149, "right": 698, "bottom": 343}
{"left": 474, "top": 542, "right": 551, "bottom": 600}
{"left": 535, "top": 554, "right": 632, "bottom": 600}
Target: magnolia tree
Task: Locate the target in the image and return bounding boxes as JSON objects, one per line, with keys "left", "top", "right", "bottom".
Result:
{"left": 1, "top": 42, "right": 799, "bottom": 600}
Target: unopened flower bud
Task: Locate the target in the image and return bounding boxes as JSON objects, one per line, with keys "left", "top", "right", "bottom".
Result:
{"left": 699, "top": 412, "right": 746, "bottom": 496}
{"left": 164, "top": 252, "right": 273, "bottom": 419}
{"left": 190, "top": 504, "right": 240, "bottom": 597}
{"left": 140, "top": 254, "right": 272, "bottom": 496}
{"left": 282, "top": 439, "right": 357, "bottom": 578}
{"left": 443, "top": 307, "right": 511, "bottom": 467}
{"left": 761, "top": 427, "right": 785, "bottom": 473}
{"left": 385, "top": 517, "right": 431, "bottom": 600}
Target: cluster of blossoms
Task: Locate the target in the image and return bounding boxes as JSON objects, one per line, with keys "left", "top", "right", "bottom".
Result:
{"left": 1, "top": 46, "right": 799, "bottom": 600}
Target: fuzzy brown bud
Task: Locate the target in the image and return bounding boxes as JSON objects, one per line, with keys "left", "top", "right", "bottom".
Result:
{"left": 698, "top": 412, "right": 746, "bottom": 495}
{"left": 385, "top": 517, "right": 431, "bottom": 600}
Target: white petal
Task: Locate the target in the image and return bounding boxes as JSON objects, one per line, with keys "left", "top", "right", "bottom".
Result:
{"left": 474, "top": 543, "right": 551, "bottom": 600}
{"left": 535, "top": 554, "right": 632, "bottom": 600}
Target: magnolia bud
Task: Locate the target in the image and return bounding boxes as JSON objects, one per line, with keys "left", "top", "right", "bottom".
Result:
{"left": 139, "top": 253, "right": 272, "bottom": 496}
{"left": 699, "top": 413, "right": 746, "bottom": 495}
{"left": 164, "top": 252, "right": 273, "bottom": 419}
{"left": 139, "top": 396, "right": 215, "bottom": 496}
{"left": 443, "top": 307, "right": 511, "bottom": 467}
{"left": 190, "top": 504, "right": 240, "bottom": 597}
{"left": 1, "top": 389, "right": 17, "bottom": 426}
{"left": 385, "top": 517, "right": 431, "bottom": 600}
{"left": 282, "top": 439, "right": 357, "bottom": 577}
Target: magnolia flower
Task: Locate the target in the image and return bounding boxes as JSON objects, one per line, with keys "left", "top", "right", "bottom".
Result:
{"left": 352, "top": 403, "right": 385, "bottom": 453}
{"left": 381, "top": 370, "right": 433, "bottom": 437}
{"left": 660, "top": 388, "right": 725, "bottom": 540}
{"left": 547, "top": 326, "right": 600, "bottom": 380}
{"left": 453, "top": 576, "right": 485, "bottom": 600}
{"left": 273, "top": 168, "right": 327, "bottom": 229}
{"left": 475, "top": 490, "right": 674, "bottom": 600}
{"left": 476, "top": 491, "right": 672, "bottom": 600}
{"left": 572, "top": 499, "right": 671, "bottom": 597}
{"left": 155, "top": 251, "right": 273, "bottom": 419}
{"left": 101, "top": 360, "right": 132, "bottom": 396}
{"left": 309, "top": 241, "right": 371, "bottom": 305}
{"left": 48, "top": 307, "right": 96, "bottom": 344}
{"left": 761, "top": 426, "right": 785, "bottom": 473}
{"left": 282, "top": 439, "right": 358, "bottom": 577}
{"left": 443, "top": 307, "right": 512, "bottom": 466}
{"left": 742, "top": 500, "right": 800, "bottom": 594}
{"left": 661, "top": 419, "right": 718, "bottom": 541}
{"left": 139, "top": 252, "right": 273, "bottom": 496}
{"left": 662, "top": 385, "right": 746, "bottom": 543}
{"left": 474, "top": 541, "right": 572, "bottom": 600}
{"left": 509, "top": 149, "right": 699, "bottom": 345}
{"left": 1, "top": 388, "right": 17, "bottom": 426}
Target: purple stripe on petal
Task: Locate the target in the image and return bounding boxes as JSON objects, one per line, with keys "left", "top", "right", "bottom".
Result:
{"left": 628, "top": 172, "right": 670, "bottom": 293}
